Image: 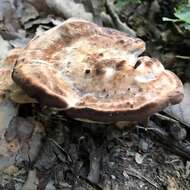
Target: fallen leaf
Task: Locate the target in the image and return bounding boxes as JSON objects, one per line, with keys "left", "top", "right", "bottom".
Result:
{"left": 46, "top": 0, "right": 93, "bottom": 21}
{"left": 135, "top": 152, "right": 146, "bottom": 164}
{"left": 5, "top": 118, "right": 45, "bottom": 163}
{"left": 5, "top": 117, "right": 35, "bottom": 143}
{"left": 165, "top": 83, "right": 190, "bottom": 127}
{"left": 26, "top": 0, "right": 49, "bottom": 13}
{"left": 167, "top": 176, "right": 179, "bottom": 190}
{"left": 20, "top": 1, "right": 39, "bottom": 25}
{"left": 9, "top": 37, "right": 29, "bottom": 48}
{"left": 22, "top": 169, "right": 38, "bottom": 190}
{"left": 3, "top": 165, "right": 19, "bottom": 176}
{"left": 81, "top": 0, "right": 104, "bottom": 25}
{"left": 45, "top": 180, "right": 56, "bottom": 190}
{"left": 0, "top": 0, "right": 21, "bottom": 32}
{"left": 0, "top": 99, "right": 18, "bottom": 158}
{"left": 0, "top": 35, "right": 11, "bottom": 60}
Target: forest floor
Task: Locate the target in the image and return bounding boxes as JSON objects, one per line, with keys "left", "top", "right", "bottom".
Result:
{"left": 0, "top": 0, "right": 190, "bottom": 189}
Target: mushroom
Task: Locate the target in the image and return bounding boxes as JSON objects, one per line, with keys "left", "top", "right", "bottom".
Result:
{"left": 0, "top": 48, "right": 20, "bottom": 101}
{"left": 11, "top": 18, "right": 183, "bottom": 123}
{"left": 0, "top": 48, "right": 36, "bottom": 104}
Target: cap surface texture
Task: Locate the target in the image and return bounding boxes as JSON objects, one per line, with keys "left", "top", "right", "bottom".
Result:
{"left": 12, "top": 19, "right": 184, "bottom": 122}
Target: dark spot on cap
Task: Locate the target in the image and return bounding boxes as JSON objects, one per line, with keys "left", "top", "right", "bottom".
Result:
{"left": 144, "top": 61, "right": 153, "bottom": 67}
{"left": 85, "top": 69, "right": 91, "bottom": 75}
{"left": 118, "top": 39, "right": 125, "bottom": 44}
{"left": 139, "top": 87, "right": 143, "bottom": 92}
{"left": 116, "top": 60, "right": 125, "bottom": 70}
{"left": 95, "top": 65, "right": 105, "bottom": 76}
{"left": 134, "top": 60, "right": 142, "bottom": 69}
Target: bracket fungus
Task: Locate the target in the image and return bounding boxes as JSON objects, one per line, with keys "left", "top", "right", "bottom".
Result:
{"left": 12, "top": 19, "right": 184, "bottom": 123}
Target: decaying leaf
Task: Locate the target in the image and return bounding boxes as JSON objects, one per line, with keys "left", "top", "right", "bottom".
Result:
{"left": 0, "top": 35, "right": 11, "bottom": 60}
{"left": 0, "top": 0, "right": 21, "bottom": 32}
{"left": 22, "top": 169, "right": 38, "bottom": 190}
{"left": 165, "top": 83, "right": 190, "bottom": 127}
{"left": 0, "top": 99, "right": 18, "bottom": 158}
{"left": 0, "top": 115, "right": 45, "bottom": 172}
{"left": 79, "top": 0, "right": 104, "bottom": 25}
{"left": 45, "top": 0, "right": 93, "bottom": 21}
{"left": 5, "top": 117, "right": 34, "bottom": 143}
{"left": 167, "top": 176, "right": 179, "bottom": 190}
{"left": 4, "top": 116, "right": 45, "bottom": 160}
{"left": 20, "top": 1, "right": 39, "bottom": 25}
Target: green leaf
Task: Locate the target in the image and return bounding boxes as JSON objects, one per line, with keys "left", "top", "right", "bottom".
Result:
{"left": 162, "top": 2, "right": 190, "bottom": 31}
{"left": 115, "top": 0, "right": 126, "bottom": 10}
{"left": 174, "top": 5, "right": 190, "bottom": 24}
{"left": 115, "top": 0, "right": 143, "bottom": 10}
{"left": 184, "top": 23, "right": 190, "bottom": 30}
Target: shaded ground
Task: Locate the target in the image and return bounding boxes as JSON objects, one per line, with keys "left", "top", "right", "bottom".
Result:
{"left": 0, "top": 105, "right": 190, "bottom": 190}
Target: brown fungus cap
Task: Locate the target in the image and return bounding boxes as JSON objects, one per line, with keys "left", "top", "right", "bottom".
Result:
{"left": 0, "top": 48, "right": 21, "bottom": 101}
{"left": 12, "top": 18, "right": 184, "bottom": 122}
{"left": 0, "top": 48, "right": 36, "bottom": 104}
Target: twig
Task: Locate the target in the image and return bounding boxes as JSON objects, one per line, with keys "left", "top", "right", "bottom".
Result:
{"left": 86, "top": 0, "right": 103, "bottom": 25}
{"left": 175, "top": 55, "right": 190, "bottom": 60}
{"left": 126, "top": 168, "right": 159, "bottom": 189}
{"left": 48, "top": 138, "right": 72, "bottom": 163}
{"left": 13, "top": 177, "right": 25, "bottom": 183}
{"left": 87, "top": 149, "right": 101, "bottom": 183}
{"left": 138, "top": 122, "right": 190, "bottom": 160}
{"left": 154, "top": 113, "right": 179, "bottom": 123}
{"left": 105, "top": 0, "right": 136, "bottom": 36}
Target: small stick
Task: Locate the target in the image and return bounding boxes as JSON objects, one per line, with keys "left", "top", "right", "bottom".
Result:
{"left": 126, "top": 168, "right": 159, "bottom": 189}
